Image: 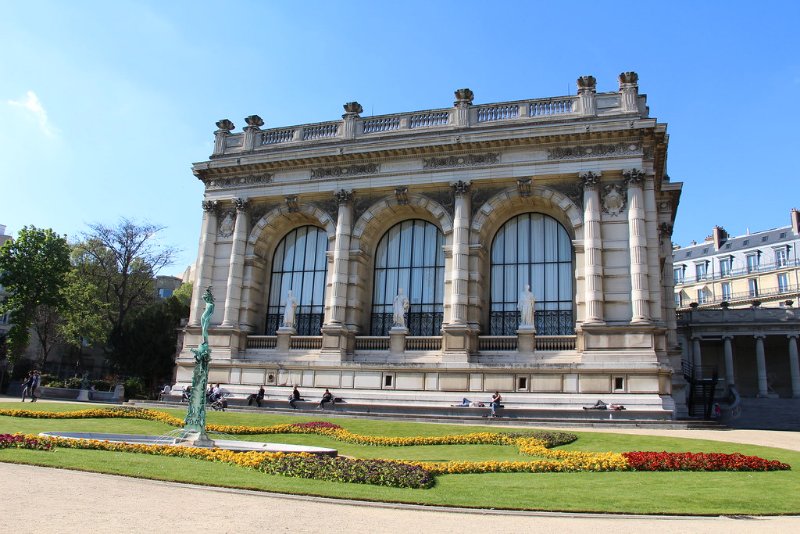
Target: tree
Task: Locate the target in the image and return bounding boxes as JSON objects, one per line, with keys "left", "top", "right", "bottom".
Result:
{"left": 57, "top": 270, "right": 108, "bottom": 370}
{"left": 172, "top": 281, "right": 193, "bottom": 308}
{"left": 0, "top": 226, "right": 71, "bottom": 369}
{"left": 72, "top": 218, "right": 177, "bottom": 354}
{"left": 114, "top": 296, "right": 188, "bottom": 393}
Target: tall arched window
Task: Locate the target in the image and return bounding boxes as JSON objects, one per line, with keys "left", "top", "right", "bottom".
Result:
{"left": 371, "top": 220, "right": 444, "bottom": 335}
{"left": 265, "top": 226, "right": 328, "bottom": 335}
{"left": 490, "top": 213, "right": 574, "bottom": 335}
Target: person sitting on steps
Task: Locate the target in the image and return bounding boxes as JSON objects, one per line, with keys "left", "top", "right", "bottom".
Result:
{"left": 288, "top": 386, "right": 301, "bottom": 409}
{"left": 319, "top": 389, "right": 334, "bottom": 409}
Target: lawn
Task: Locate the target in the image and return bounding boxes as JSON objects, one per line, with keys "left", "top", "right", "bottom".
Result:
{"left": 1, "top": 402, "right": 798, "bottom": 515}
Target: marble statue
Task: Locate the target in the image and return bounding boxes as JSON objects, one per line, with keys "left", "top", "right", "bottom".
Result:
{"left": 392, "top": 288, "right": 410, "bottom": 328}
{"left": 518, "top": 284, "right": 536, "bottom": 327}
{"left": 283, "top": 290, "right": 298, "bottom": 328}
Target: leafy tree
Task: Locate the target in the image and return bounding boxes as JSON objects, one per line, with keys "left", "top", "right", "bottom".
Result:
{"left": 0, "top": 226, "right": 71, "bottom": 369}
{"left": 72, "top": 218, "right": 177, "bottom": 354}
{"left": 58, "top": 270, "right": 108, "bottom": 370}
{"left": 172, "top": 281, "right": 193, "bottom": 308}
{"left": 114, "top": 296, "right": 188, "bottom": 393}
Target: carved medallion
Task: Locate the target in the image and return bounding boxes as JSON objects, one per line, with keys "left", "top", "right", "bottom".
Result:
{"left": 602, "top": 184, "right": 626, "bottom": 216}
{"left": 218, "top": 211, "right": 235, "bottom": 238}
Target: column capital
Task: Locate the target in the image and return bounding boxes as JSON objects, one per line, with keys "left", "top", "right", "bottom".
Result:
{"left": 691, "top": 335, "right": 703, "bottom": 342}
{"left": 334, "top": 189, "right": 354, "bottom": 205}
{"left": 659, "top": 222, "right": 674, "bottom": 238}
{"left": 579, "top": 171, "right": 601, "bottom": 189}
{"left": 623, "top": 168, "right": 646, "bottom": 186}
{"left": 233, "top": 197, "right": 249, "bottom": 211}
{"left": 788, "top": 333, "right": 799, "bottom": 340}
{"left": 202, "top": 200, "right": 218, "bottom": 213}
{"left": 721, "top": 334, "right": 734, "bottom": 341}
{"left": 754, "top": 333, "right": 767, "bottom": 340}
{"left": 451, "top": 180, "right": 471, "bottom": 196}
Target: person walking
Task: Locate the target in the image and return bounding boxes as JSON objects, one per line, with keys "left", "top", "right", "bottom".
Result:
{"left": 29, "top": 371, "right": 41, "bottom": 402}
{"left": 20, "top": 372, "right": 33, "bottom": 402}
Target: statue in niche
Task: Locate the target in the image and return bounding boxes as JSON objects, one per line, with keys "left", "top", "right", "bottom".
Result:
{"left": 218, "top": 211, "right": 235, "bottom": 237}
{"left": 518, "top": 284, "right": 536, "bottom": 328}
{"left": 392, "top": 288, "right": 410, "bottom": 328}
{"left": 282, "top": 290, "right": 298, "bottom": 328}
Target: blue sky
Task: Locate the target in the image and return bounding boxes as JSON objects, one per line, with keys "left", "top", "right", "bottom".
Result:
{"left": 2, "top": 0, "right": 799, "bottom": 275}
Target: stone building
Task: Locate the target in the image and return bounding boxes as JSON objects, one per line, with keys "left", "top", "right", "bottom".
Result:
{"left": 674, "top": 210, "right": 800, "bottom": 400}
{"left": 179, "top": 72, "right": 684, "bottom": 415}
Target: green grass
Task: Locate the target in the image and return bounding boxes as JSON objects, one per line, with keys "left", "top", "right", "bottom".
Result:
{"left": 1, "top": 402, "right": 799, "bottom": 515}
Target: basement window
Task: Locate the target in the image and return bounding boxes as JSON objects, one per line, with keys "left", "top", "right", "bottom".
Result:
{"left": 384, "top": 374, "right": 393, "bottom": 387}
{"left": 613, "top": 376, "right": 625, "bottom": 392}
{"left": 517, "top": 376, "right": 528, "bottom": 390}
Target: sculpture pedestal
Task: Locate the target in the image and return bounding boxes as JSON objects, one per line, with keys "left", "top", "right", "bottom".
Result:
{"left": 180, "top": 431, "right": 216, "bottom": 448}
{"left": 389, "top": 327, "right": 408, "bottom": 355}
{"left": 76, "top": 389, "right": 90, "bottom": 401}
{"left": 277, "top": 326, "right": 296, "bottom": 353}
{"left": 516, "top": 326, "right": 536, "bottom": 354}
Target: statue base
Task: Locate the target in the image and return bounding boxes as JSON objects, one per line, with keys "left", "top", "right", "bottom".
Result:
{"left": 516, "top": 326, "right": 536, "bottom": 353}
{"left": 76, "top": 389, "right": 90, "bottom": 401}
{"left": 179, "top": 431, "right": 216, "bottom": 448}
{"left": 389, "top": 327, "right": 408, "bottom": 355}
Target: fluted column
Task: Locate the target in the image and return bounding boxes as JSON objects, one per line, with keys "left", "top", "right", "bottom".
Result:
{"left": 190, "top": 201, "right": 218, "bottom": 326}
{"left": 577, "top": 76, "right": 597, "bottom": 116}
{"left": 450, "top": 181, "right": 471, "bottom": 325}
{"left": 722, "top": 335, "right": 735, "bottom": 388}
{"left": 212, "top": 119, "right": 234, "bottom": 157}
{"left": 788, "top": 334, "right": 800, "bottom": 398}
{"left": 580, "top": 172, "right": 604, "bottom": 323}
{"left": 619, "top": 71, "right": 639, "bottom": 113}
{"left": 453, "top": 88, "right": 473, "bottom": 127}
{"left": 221, "top": 198, "right": 249, "bottom": 327}
{"left": 755, "top": 334, "right": 768, "bottom": 397}
{"left": 625, "top": 169, "right": 650, "bottom": 323}
{"left": 328, "top": 189, "right": 353, "bottom": 325}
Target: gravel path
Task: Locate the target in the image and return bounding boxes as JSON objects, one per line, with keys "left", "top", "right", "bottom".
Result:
{"left": 2, "top": 463, "right": 799, "bottom": 534}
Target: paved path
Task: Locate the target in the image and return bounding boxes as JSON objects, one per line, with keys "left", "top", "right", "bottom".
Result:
{"left": 1, "top": 463, "right": 799, "bottom": 534}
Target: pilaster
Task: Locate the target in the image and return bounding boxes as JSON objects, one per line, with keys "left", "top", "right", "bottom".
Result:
{"left": 625, "top": 169, "right": 650, "bottom": 323}
{"left": 580, "top": 171, "right": 604, "bottom": 324}
{"left": 190, "top": 201, "right": 218, "bottom": 326}
{"left": 221, "top": 198, "right": 249, "bottom": 328}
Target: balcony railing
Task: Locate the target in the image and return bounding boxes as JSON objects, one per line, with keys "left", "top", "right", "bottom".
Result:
{"left": 405, "top": 336, "right": 442, "bottom": 351}
{"left": 354, "top": 336, "right": 389, "bottom": 351}
{"left": 678, "top": 283, "right": 799, "bottom": 310}
{"left": 213, "top": 91, "right": 628, "bottom": 157}
{"left": 246, "top": 336, "right": 277, "bottom": 349}
{"left": 536, "top": 335, "right": 577, "bottom": 351}
{"left": 675, "top": 258, "right": 800, "bottom": 285}
{"left": 290, "top": 336, "right": 323, "bottom": 350}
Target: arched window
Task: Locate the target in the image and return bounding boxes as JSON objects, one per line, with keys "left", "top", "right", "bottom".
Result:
{"left": 371, "top": 220, "right": 444, "bottom": 336}
{"left": 265, "top": 226, "right": 328, "bottom": 335}
{"left": 490, "top": 213, "right": 574, "bottom": 335}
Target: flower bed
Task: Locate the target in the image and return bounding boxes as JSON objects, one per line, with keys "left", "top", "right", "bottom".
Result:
{"left": 0, "top": 408, "right": 790, "bottom": 487}
{"left": 623, "top": 451, "right": 790, "bottom": 471}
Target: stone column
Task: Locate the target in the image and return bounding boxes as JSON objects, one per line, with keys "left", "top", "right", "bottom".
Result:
{"left": 212, "top": 119, "right": 234, "bottom": 157}
{"left": 755, "top": 334, "right": 768, "bottom": 397}
{"left": 788, "top": 334, "right": 800, "bottom": 398}
{"left": 320, "top": 190, "right": 354, "bottom": 361}
{"left": 576, "top": 76, "right": 596, "bottom": 116}
{"left": 619, "top": 71, "right": 639, "bottom": 113}
{"left": 580, "top": 172, "right": 604, "bottom": 323}
{"left": 722, "top": 335, "right": 735, "bottom": 388}
{"left": 242, "top": 115, "right": 263, "bottom": 151}
{"left": 449, "top": 181, "right": 471, "bottom": 325}
{"left": 221, "top": 198, "right": 249, "bottom": 328}
{"left": 644, "top": 176, "right": 662, "bottom": 321}
{"left": 454, "top": 88, "right": 473, "bottom": 127}
{"left": 342, "top": 102, "right": 362, "bottom": 139}
{"left": 660, "top": 223, "right": 678, "bottom": 346}
{"left": 329, "top": 190, "right": 353, "bottom": 326}
{"left": 625, "top": 169, "right": 650, "bottom": 323}
{"left": 189, "top": 201, "right": 218, "bottom": 326}
{"left": 691, "top": 336, "right": 703, "bottom": 372}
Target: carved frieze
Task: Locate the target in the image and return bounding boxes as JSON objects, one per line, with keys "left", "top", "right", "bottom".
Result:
{"left": 205, "top": 173, "right": 273, "bottom": 190}
{"left": 423, "top": 153, "right": 499, "bottom": 169}
{"left": 547, "top": 143, "right": 642, "bottom": 160}
{"left": 310, "top": 164, "right": 379, "bottom": 179}
{"left": 602, "top": 184, "right": 626, "bottom": 216}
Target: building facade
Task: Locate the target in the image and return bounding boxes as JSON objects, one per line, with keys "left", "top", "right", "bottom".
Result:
{"left": 179, "top": 72, "right": 684, "bottom": 414}
{"left": 674, "top": 210, "right": 800, "bottom": 399}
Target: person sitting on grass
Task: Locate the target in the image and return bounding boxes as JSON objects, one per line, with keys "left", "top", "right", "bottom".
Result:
{"left": 319, "top": 388, "right": 334, "bottom": 409}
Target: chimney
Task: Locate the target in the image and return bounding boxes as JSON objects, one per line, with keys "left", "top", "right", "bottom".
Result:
{"left": 712, "top": 226, "right": 727, "bottom": 250}
{"left": 792, "top": 208, "right": 800, "bottom": 235}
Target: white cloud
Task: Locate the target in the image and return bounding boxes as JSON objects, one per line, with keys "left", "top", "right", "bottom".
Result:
{"left": 8, "top": 90, "right": 58, "bottom": 137}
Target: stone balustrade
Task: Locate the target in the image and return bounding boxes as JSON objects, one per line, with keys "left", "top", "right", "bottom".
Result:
{"left": 535, "top": 336, "right": 577, "bottom": 351}
{"left": 289, "top": 336, "right": 323, "bottom": 350}
{"left": 213, "top": 79, "right": 643, "bottom": 157}
{"left": 354, "top": 337, "right": 390, "bottom": 351}
{"left": 405, "top": 336, "right": 442, "bottom": 351}
{"left": 246, "top": 335, "right": 277, "bottom": 349}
